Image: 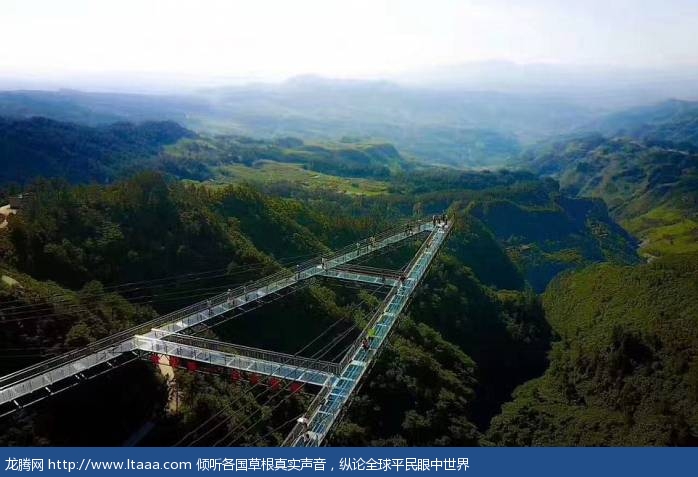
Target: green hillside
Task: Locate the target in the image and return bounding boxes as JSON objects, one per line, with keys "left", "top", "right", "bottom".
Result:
{"left": 527, "top": 133, "right": 698, "bottom": 258}
{"left": 593, "top": 99, "right": 698, "bottom": 150}
{"left": 469, "top": 193, "right": 638, "bottom": 291}
{"left": 0, "top": 117, "right": 193, "bottom": 184}
{"left": 0, "top": 173, "right": 492, "bottom": 444}
{"left": 0, "top": 116, "right": 638, "bottom": 293}
{"left": 0, "top": 167, "right": 607, "bottom": 445}
{"left": 0, "top": 102, "right": 693, "bottom": 447}
{"left": 488, "top": 253, "right": 698, "bottom": 446}
{"left": 0, "top": 115, "right": 413, "bottom": 196}
{"left": 161, "top": 135, "right": 410, "bottom": 182}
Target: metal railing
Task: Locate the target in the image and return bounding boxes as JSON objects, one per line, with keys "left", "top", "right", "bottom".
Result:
{"left": 148, "top": 330, "right": 340, "bottom": 375}
{"left": 0, "top": 339, "right": 136, "bottom": 404}
{"left": 135, "top": 336, "right": 333, "bottom": 386}
{"left": 281, "top": 374, "right": 336, "bottom": 446}
{"left": 331, "top": 263, "right": 404, "bottom": 280}
{"left": 336, "top": 288, "right": 397, "bottom": 374}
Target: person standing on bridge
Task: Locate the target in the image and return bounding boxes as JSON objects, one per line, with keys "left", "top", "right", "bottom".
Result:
{"left": 304, "top": 430, "right": 318, "bottom": 446}
{"left": 297, "top": 416, "right": 309, "bottom": 431}
{"left": 367, "top": 327, "right": 378, "bottom": 344}
{"left": 432, "top": 215, "right": 437, "bottom": 227}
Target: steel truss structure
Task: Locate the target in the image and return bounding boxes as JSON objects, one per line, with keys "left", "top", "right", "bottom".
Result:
{"left": 0, "top": 218, "right": 453, "bottom": 445}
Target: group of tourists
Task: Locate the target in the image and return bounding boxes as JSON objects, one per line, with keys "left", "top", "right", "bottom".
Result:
{"left": 432, "top": 213, "right": 448, "bottom": 227}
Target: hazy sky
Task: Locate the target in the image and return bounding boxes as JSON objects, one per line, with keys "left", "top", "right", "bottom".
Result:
{"left": 1, "top": 0, "right": 697, "bottom": 80}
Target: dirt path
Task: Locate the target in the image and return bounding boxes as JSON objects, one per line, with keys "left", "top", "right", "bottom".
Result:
{"left": 156, "top": 358, "right": 180, "bottom": 413}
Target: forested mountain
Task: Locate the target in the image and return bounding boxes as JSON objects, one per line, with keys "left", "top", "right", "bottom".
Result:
{"left": 0, "top": 94, "right": 696, "bottom": 447}
{"left": 0, "top": 116, "right": 413, "bottom": 186}
{"left": 526, "top": 132, "right": 698, "bottom": 258}
{"left": 0, "top": 115, "right": 638, "bottom": 291}
{"left": 0, "top": 117, "right": 193, "bottom": 184}
{"left": 161, "top": 135, "right": 410, "bottom": 182}
{"left": 0, "top": 171, "right": 549, "bottom": 445}
{"left": 591, "top": 99, "right": 698, "bottom": 150}
{"left": 489, "top": 253, "right": 698, "bottom": 446}
{"left": 0, "top": 90, "right": 203, "bottom": 126}
{"left": 474, "top": 102, "right": 698, "bottom": 446}
{"left": 0, "top": 159, "right": 636, "bottom": 445}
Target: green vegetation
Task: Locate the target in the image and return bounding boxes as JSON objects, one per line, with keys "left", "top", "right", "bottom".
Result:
{"left": 331, "top": 318, "right": 480, "bottom": 446}
{"left": 0, "top": 168, "right": 567, "bottom": 446}
{"left": 0, "top": 116, "right": 637, "bottom": 293}
{"left": 403, "top": 250, "right": 550, "bottom": 430}
{"left": 1, "top": 97, "right": 696, "bottom": 448}
{"left": 469, "top": 195, "right": 639, "bottom": 290}
{"left": 594, "top": 99, "right": 698, "bottom": 151}
{"left": 624, "top": 206, "right": 698, "bottom": 257}
{"left": 208, "top": 162, "right": 389, "bottom": 196}
{"left": 162, "top": 135, "right": 410, "bottom": 182}
{"left": 331, "top": 215, "right": 552, "bottom": 443}
{"left": 3, "top": 175, "right": 276, "bottom": 288}
{"left": 0, "top": 269, "right": 154, "bottom": 375}
{"left": 0, "top": 117, "right": 403, "bottom": 194}
{"left": 0, "top": 117, "right": 193, "bottom": 184}
{"left": 527, "top": 132, "right": 698, "bottom": 257}
{"left": 488, "top": 254, "right": 698, "bottom": 445}
{"left": 476, "top": 102, "right": 698, "bottom": 446}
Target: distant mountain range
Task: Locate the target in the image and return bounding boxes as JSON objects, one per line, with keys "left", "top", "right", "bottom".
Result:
{"left": 393, "top": 61, "right": 698, "bottom": 106}
{"left": 1, "top": 74, "right": 697, "bottom": 170}
{"left": 525, "top": 100, "right": 698, "bottom": 258}
{"left": 0, "top": 78, "right": 595, "bottom": 167}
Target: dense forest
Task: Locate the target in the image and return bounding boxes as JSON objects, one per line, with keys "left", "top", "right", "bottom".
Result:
{"left": 0, "top": 98, "right": 697, "bottom": 446}
{"left": 0, "top": 117, "right": 193, "bottom": 184}
{"left": 489, "top": 254, "right": 698, "bottom": 445}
